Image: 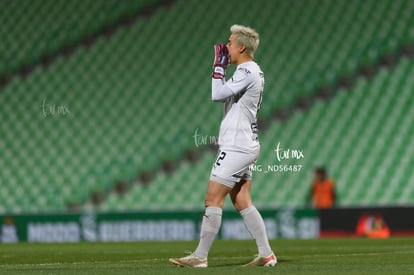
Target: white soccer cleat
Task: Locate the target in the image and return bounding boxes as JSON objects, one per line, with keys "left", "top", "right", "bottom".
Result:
{"left": 169, "top": 252, "right": 208, "bottom": 268}
{"left": 243, "top": 252, "right": 277, "bottom": 267}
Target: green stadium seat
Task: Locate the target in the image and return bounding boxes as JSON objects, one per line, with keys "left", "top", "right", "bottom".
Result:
{"left": 1, "top": 0, "right": 414, "bottom": 213}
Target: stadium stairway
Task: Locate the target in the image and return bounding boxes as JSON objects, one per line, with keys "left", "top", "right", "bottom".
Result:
{"left": 1, "top": 0, "right": 414, "bottom": 213}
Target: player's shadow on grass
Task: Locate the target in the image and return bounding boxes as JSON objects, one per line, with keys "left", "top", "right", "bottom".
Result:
{"left": 212, "top": 258, "right": 293, "bottom": 268}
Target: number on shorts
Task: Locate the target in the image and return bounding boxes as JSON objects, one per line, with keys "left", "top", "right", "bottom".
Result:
{"left": 215, "top": 151, "right": 226, "bottom": 166}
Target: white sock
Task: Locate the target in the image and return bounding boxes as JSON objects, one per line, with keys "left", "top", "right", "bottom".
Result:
{"left": 240, "top": 205, "right": 273, "bottom": 257}
{"left": 194, "top": 206, "right": 222, "bottom": 259}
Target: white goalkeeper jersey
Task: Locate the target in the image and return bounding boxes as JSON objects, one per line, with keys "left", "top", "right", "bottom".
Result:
{"left": 211, "top": 61, "right": 264, "bottom": 152}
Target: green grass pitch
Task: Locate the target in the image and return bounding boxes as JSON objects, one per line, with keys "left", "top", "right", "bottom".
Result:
{"left": 1, "top": 238, "right": 414, "bottom": 274}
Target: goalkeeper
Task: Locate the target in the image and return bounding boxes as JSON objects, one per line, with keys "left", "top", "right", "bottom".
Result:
{"left": 170, "top": 24, "right": 277, "bottom": 268}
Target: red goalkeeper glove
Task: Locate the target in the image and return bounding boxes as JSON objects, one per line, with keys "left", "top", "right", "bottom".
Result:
{"left": 212, "top": 43, "right": 229, "bottom": 79}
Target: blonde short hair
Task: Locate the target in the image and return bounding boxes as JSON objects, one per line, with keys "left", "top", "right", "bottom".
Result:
{"left": 230, "top": 24, "right": 260, "bottom": 58}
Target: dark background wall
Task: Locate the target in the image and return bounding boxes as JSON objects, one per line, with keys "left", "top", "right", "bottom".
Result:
{"left": 319, "top": 206, "right": 414, "bottom": 237}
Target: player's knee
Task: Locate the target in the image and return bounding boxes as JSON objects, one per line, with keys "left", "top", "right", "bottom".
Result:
{"left": 230, "top": 194, "right": 241, "bottom": 210}
{"left": 204, "top": 191, "right": 226, "bottom": 208}
{"left": 204, "top": 192, "right": 224, "bottom": 208}
{"left": 232, "top": 201, "right": 244, "bottom": 212}
{"left": 232, "top": 196, "right": 252, "bottom": 212}
{"left": 232, "top": 201, "right": 242, "bottom": 212}
{"left": 204, "top": 196, "right": 224, "bottom": 208}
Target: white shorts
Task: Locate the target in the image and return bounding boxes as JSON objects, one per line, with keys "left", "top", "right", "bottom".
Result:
{"left": 209, "top": 147, "right": 259, "bottom": 188}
